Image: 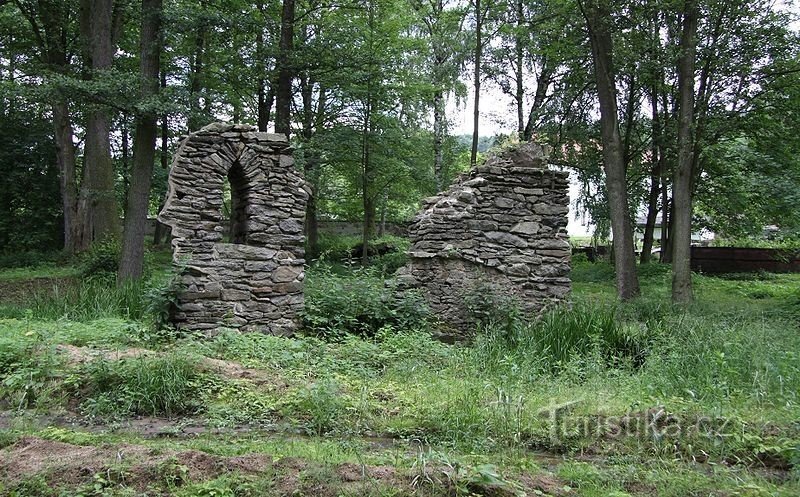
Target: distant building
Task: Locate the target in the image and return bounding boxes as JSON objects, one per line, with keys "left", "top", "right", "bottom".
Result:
{"left": 633, "top": 214, "right": 714, "bottom": 251}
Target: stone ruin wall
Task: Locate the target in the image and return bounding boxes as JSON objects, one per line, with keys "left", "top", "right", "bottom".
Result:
{"left": 158, "top": 123, "right": 309, "bottom": 335}
{"left": 396, "top": 143, "right": 571, "bottom": 334}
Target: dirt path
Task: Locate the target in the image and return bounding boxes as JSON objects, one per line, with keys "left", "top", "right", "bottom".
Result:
{"left": 0, "top": 435, "right": 568, "bottom": 496}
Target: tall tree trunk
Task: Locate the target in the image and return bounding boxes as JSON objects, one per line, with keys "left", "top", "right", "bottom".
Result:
{"left": 659, "top": 89, "right": 672, "bottom": 263}
{"left": 470, "top": 0, "right": 482, "bottom": 167}
{"left": 275, "top": 0, "right": 295, "bottom": 136}
{"left": 300, "top": 75, "right": 321, "bottom": 259}
{"left": 119, "top": 0, "right": 162, "bottom": 282}
{"left": 671, "top": 0, "right": 699, "bottom": 304}
{"left": 361, "top": 93, "right": 373, "bottom": 265}
{"left": 53, "top": 102, "right": 79, "bottom": 254}
{"left": 256, "top": 1, "right": 271, "bottom": 131}
{"left": 581, "top": 0, "right": 640, "bottom": 300}
{"left": 77, "top": 0, "right": 120, "bottom": 250}
{"left": 188, "top": 16, "right": 206, "bottom": 132}
{"left": 35, "top": 0, "right": 80, "bottom": 253}
{"left": 641, "top": 85, "right": 662, "bottom": 264}
{"left": 153, "top": 67, "right": 169, "bottom": 246}
{"left": 432, "top": 88, "right": 444, "bottom": 190}
{"left": 515, "top": 0, "right": 525, "bottom": 140}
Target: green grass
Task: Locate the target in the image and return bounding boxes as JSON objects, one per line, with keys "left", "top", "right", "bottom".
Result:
{"left": 1, "top": 255, "right": 799, "bottom": 495}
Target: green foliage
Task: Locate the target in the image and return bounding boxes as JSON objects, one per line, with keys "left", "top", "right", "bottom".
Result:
{"left": 302, "top": 265, "right": 428, "bottom": 338}
{"left": 283, "top": 378, "right": 348, "bottom": 435}
{"left": 0, "top": 103, "right": 63, "bottom": 252}
{"left": 4, "top": 279, "right": 149, "bottom": 322}
{"left": 0, "top": 251, "right": 63, "bottom": 270}
{"left": 82, "top": 354, "right": 202, "bottom": 418}
{"left": 0, "top": 327, "right": 65, "bottom": 410}
{"left": 78, "top": 238, "right": 123, "bottom": 281}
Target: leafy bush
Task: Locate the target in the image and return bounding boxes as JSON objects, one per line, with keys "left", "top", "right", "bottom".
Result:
{"left": 78, "top": 237, "right": 122, "bottom": 279}
{"left": 82, "top": 353, "right": 201, "bottom": 417}
{"left": 0, "top": 330, "right": 65, "bottom": 409}
{"left": 463, "top": 282, "right": 522, "bottom": 331}
{"left": 315, "top": 233, "right": 361, "bottom": 261}
{"left": 282, "top": 378, "right": 347, "bottom": 435}
{"left": 302, "top": 265, "right": 428, "bottom": 338}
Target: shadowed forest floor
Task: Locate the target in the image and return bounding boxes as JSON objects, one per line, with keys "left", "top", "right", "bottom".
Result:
{"left": 0, "top": 247, "right": 798, "bottom": 496}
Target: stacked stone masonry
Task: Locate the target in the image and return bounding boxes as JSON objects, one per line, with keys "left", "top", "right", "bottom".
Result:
{"left": 159, "top": 122, "right": 309, "bottom": 335}
{"left": 396, "top": 143, "right": 571, "bottom": 334}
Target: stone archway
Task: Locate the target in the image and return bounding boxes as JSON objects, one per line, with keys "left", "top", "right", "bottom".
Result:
{"left": 159, "top": 123, "right": 309, "bottom": 334}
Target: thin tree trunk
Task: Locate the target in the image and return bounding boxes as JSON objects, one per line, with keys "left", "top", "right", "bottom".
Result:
{"left": 275, "top": 0, "right": 295, "bottom": 136}
{"left": 119, "top": 0, "right": 162, "bottom": 282}
{"left": 188, "top": 16, "right": 206, "bottom": 132}
{"left": 300, "top": 74, "right": 321, "bottom": 259}
{"left": 641, "top": 86, "right": 662, "bottom": 264}
{"left": 361, "top": 94, "right": 373, "bottom": 265}
{"left": 515, "top": 0, "right": 524, "bottom": 139}
{"left": 153, "top": 67, "right": 169, "bottom": 246}
{"left": 361, "top": 4, "right": 375, "bottom": 265}
{"left": 256, "top": 2, "right": 270, "bottom": 132}
{"left": 121, "top": 116, "right": 130, "bottom": 209}
{"left": 22, "top": 0, "right": 80, "bottom": 253}
{"left": 661, "top": 196, "right": 674, "bottom": 263}
{"left": 671, "top": 0, "right": 699, "bottom": 304}
{"left": 53, "top": 102, "right": 79, "bottom": 254}
{"left": 659, "top": 89, "right": 672, "bottom": 263}
{"left": 432, "top": 88, "right": 444, "bottom": 190}
{"left": 522, "top": 62, "right": 553, "bottom": 141}
{"left": 581, "top": 0, "right": 640, "bottom": 300}
{"left": 470, "top": 0, "right": 482, "bottom": 167}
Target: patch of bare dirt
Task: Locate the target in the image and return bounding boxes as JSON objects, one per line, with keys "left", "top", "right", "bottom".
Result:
{"left": 56, "top": 344, "right": 153, "bottom": 364}
{"left": 0, "top": 436, "right": 589, "bottom": 496}
{"left": 0, "top": 436, "right": 274, "bottom": 491}
{"left": 519, "top": 473, "right": 571, "bottom": 496}
{"left": 199, "top": 357, "right": 288, "bottom": 388}
{"left": 0, "top": 436, "right": 154, "bottom": 486}
{"left": 55, "top": 343, "right": 288, "bottom": 390}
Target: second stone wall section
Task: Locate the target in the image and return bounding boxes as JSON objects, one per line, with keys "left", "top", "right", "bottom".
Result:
{"left": 396, "top": 143, "right": 571, "bottom": 335}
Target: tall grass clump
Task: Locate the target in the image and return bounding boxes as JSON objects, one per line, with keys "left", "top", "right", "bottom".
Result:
{"left": 82, "top": 353, "right": 201, "bottom": 417}
{"left": 20, "top": 279, "right": 149, "bottom": 321}
{"left": 3, "top": 268, "right": 181, "bottom": 331}
{"left": 641, "top": 313, "right": 800, "bottom": 406}
{"left": 472, "top": 303, "right": 651, "bottom": 379}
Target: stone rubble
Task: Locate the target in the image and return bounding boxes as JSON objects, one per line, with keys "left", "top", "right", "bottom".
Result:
{"left": 396, "top": 143, "right": 571, "bottom": 334}
{"left": 159, "top": 122, "right": 309, "bottom": 335}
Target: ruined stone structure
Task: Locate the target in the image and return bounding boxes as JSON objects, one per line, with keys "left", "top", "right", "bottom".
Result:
{"left": 396, "top": 143, "right": 570, "bottom": 333}
{"left": 159, "top": 123, "right": 309, "bottom": 334}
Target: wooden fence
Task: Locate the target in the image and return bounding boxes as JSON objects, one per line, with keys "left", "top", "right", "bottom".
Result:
{"left": 690, "top": 247, "right": 800, "bottom": 273}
